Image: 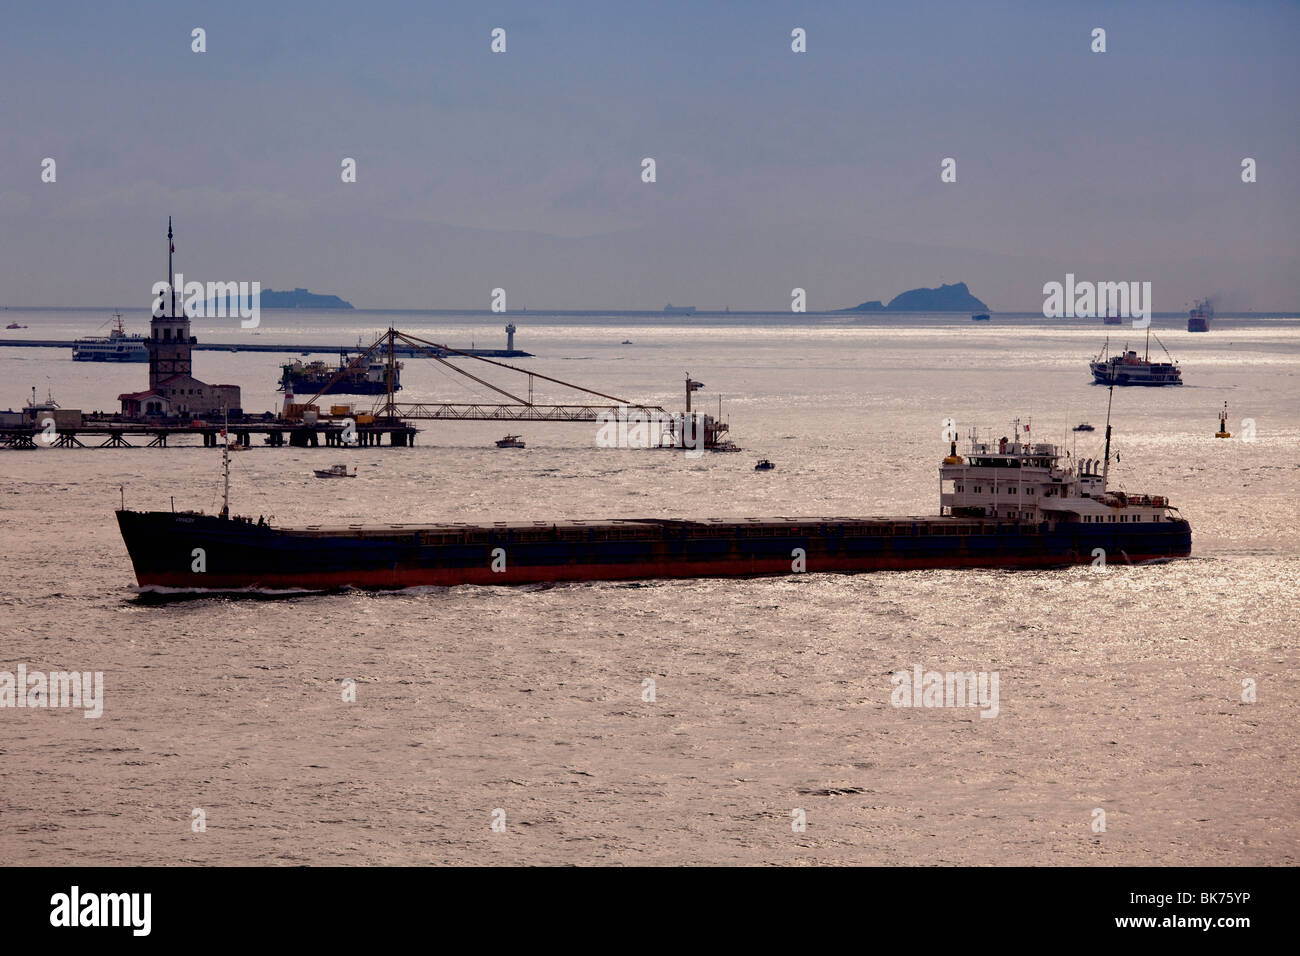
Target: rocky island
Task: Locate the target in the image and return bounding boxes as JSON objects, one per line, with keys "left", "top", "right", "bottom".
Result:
{"left": 257, "top": 288, "right": 354, "bottom": 310}
{"left": 844, "top": 282, "right": 988, "bottom": 313}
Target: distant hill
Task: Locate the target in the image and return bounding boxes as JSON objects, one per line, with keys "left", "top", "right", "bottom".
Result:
{"left": 845, "top": 282, "right": 988, "bottom": 312}
{"left": 205, "top": 287, "right": 355, "bottom": 311}
{"left": 259, "top": 288, "right": 354, "bottom": 309}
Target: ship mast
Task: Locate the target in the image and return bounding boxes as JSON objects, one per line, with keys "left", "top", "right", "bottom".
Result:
{"left": 1101, "top": 366, "right": 1116, "bottom": 490}
{"left": 220, "top": 407, "right": 231, "bottom": 519}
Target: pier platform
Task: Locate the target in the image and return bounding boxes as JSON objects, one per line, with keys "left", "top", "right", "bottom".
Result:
{"left": 0, "top": 420, "right": 418, "bottom": 449}
{"left": 0, "top": 339, "right": 532, "bottom": 359}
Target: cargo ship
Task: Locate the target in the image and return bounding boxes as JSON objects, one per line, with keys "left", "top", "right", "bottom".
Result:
{"left": 115, "top": 407, "right": 1190, "bottom": 592}
{"left": 1188, "top": 299, "right": 1212, "bottom": 332}
{"left": 1089, "top": 331, "right": 1182, "bottom": 386}
{"left": 280, "top": 352, "right": 401, "bottom": 396}
{"left": 72, "top": 313, "right": 149, "bottom": 362}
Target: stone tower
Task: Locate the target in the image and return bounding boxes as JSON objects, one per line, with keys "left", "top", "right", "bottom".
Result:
{"left": 148, "top": 217, "right": 194, "bottom": 389}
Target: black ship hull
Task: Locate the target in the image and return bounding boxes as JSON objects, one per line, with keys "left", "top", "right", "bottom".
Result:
{"left": 116, "top": 510, "right": 1192, "bottom": 592}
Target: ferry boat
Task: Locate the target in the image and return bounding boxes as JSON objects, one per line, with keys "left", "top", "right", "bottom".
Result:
{"left": 1188, "top": 299, "right": 1212, "bottom": 332}
{"left": 1089, "top": 332, "right": 1182, "bottom": 386}
{"left": 280, "top": 352, "right": 401, "bottom": 396}
{"left": 114, "top": 405, "right": 1191, "bottom": 592}
{"left": 72, "top": 313, "right": 149, "bottom": 362}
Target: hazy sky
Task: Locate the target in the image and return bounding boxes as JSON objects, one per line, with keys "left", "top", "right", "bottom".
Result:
{"left": 2, "top": 0, "right": 1298, "bottom": 311}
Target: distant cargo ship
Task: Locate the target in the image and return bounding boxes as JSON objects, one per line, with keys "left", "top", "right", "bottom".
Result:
{"left": 1188, "top": 299, "right": 1212, "bottom": 332}
{"left": 1090, "top": 332, "right": 1182, "bottom": 386}
{"left": 116, "top": 413, "right": 1190, "bottom": 592}
{"left": 279, "top": 353, "right": 401, "bottom": 396}
{"left": 72, "top": 313, "right": 149, "bottom": 362}
{"left": 664, "top": 304, "right": 696, "bottom": 315}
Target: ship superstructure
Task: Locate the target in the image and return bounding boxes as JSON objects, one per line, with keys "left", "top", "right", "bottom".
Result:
{"left": 940, "top": 421, "right": 1177, "bottom": 527}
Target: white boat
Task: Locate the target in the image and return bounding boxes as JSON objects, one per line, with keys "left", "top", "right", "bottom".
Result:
{"left": 1089, "top": 332, "right": 1182, "bottom": 386}
{"left": 73, "top": 313, "right": 149, "bottom": 362}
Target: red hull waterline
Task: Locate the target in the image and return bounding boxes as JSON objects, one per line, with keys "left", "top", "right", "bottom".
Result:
{"left": 131, "top": 551, "right": 1187, "bottom": 592}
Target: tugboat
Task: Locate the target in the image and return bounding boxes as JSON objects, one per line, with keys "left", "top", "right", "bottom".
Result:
{"left": 72, "top": 313, "right": 149, "bottom": 361}
{"left": 313, "top": 464, "right": 356, "bottom": 478}
{"left": 754, "top": 458, "right": 776, "bottom": 471}
{"left": 495, "top": 435, "right": 525, "bottom": 448}
{"left": 1188, "top": 299, "right": 1213, "bottom": 332}
{"left": 1090, "top": 331, "right": 1182, "bottom": 386}
{"left": 21, "top": 385, "right": 60, "bottom": 423}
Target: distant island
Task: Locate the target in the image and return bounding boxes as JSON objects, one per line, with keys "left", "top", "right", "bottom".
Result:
{"left": 844, "top": 282, "right": 988, "bottom": 313}
{"left": 258, "top": 288, "right": 354, "bottom": 310}
{"left": 205, "top": 287, "right": 355, "bottom": 311}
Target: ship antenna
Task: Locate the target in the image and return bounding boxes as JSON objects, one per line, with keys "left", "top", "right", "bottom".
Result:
{"left": 220, "top": 406, "right": 231, "bottom": 519}
{"left": 1102, "top": 364, "right": 1116, "bottom": 490}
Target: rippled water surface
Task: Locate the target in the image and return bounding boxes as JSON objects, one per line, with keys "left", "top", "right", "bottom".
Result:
{"left": 1, "top": 311, "right": 1296, "bottom": 864}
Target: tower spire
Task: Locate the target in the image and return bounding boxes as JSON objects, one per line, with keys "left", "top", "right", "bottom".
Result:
{"left": 167, "top": 216, "right": 175, "bottom": 318}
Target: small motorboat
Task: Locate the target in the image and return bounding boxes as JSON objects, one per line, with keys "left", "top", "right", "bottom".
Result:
{"left": 1072, "top": 423, "right": 1095, "bottom": 432}
{"left": 314, "top": 464, "right": 356, "bottom": 478}
{"left": 620, "top": 339, "right": 633, "bottom": 345}
{"left": 971, "top": 312, "right": 990, "bottom": 322}
{"left": 495, "top": 435, "right": 525, "bottom": 448}
{"left": 5, "top": 322, "right": 27, "bottom": 329}
{"left": 754, "top": 458, "right": 775, "bottom": 471}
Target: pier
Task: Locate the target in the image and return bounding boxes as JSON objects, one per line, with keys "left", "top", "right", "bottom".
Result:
{"left": 0, "top": 338, "right": 532, "bottom": 358}
{"left": 1, "top": 325, "right": 730, "bottom": 452}
{"left": 0, "top": 420, "right": 417, "bottom": 450}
